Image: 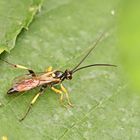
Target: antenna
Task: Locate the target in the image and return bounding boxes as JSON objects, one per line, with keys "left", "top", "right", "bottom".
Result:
{"left": 71, "top": 32, "right": 105, "bottom": 73}
{"left": 73, "top": 64, "right": 117, "bottom": 73}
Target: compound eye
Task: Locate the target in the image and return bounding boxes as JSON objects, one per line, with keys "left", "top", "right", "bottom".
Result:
{"left": 69, "top": 75, "right": 72, "bottom": 79}
{"left": 67, "top": 75, "right": 72, "bottom": 80}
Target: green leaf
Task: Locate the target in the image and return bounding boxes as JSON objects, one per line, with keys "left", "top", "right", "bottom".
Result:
{"left": 118, "top": 0, "right": 140, "bottom": 92}
{"left": 0, "top": 0, "right": 43, "bottom": 54}
{"left": 0, "top": 0, "right": 140, "bottom": 140}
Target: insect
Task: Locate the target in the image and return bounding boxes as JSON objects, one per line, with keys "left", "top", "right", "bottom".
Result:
{"left": 0, "top": 32, "right": 116, "bottom": 121}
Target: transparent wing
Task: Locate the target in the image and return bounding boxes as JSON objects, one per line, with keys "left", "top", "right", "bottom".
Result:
{"left": 12, "top": 74, "right": 34, "bottom": 85}
{"left": 12, "top": 71, "right": 59, "bottom": 85}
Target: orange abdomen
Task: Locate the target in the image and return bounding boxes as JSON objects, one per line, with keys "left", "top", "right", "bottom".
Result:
{"left": 7, "top": 79, "right": 40, "bottom": 94}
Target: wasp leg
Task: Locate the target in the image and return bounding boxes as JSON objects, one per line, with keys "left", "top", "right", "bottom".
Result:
{"left": 60, "top": 84, "right": 74, "bottom": 107}
{"left": 19, "top": 93, "right": 41, "bottom": 121}
{"left": 19, "top": 85, "right": 47, "bottom": 121}
{"left": 45, "top": 66, "right": 53, "bottom": 72}
{"left": 51, "top": 86, "right": 62, "bottom": 94}
{"left": 51, "top": 86, "right": 73, "bottom": 108}
{"left": 0, "top": 58, "right": 35, "bottom": 76}
{"left": 51, "top": 86, "right": 68, "bottom": 108}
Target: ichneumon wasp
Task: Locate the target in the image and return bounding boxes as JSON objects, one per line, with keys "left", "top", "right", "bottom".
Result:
{"left": 0, "top": 32, "right": 116, "bottom": 121}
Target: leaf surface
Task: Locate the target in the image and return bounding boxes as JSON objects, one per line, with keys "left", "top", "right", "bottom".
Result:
{"left": 0, "top": 0, "right": 43, "bottom": 53}
{"left": 0, "top": 0, "right": 139, "bottom": 140}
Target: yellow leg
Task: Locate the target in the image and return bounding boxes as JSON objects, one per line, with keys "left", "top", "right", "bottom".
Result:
{"left": 51, "top": 86, "right": 68, "bottom": 107}
{"left": 51, "top": 85, "right": 73, "bottom": 107}
{"left": 19, "top": 92, "right": 42, "bottom": 121}
{"left": 15, "top": 64, "right": 30, "bottom": 70}
{"left": 51, "top": 87, "right": 63, "bottom": 102}
{"left": 14, "top": 64, "right": 35, "bottom": 76}
{"left": 60, "top": 84, "right": 74, "bottom": 107}
{"left": 0, "top": 59, "right": 35, "bottom": 76}
{"left": 51, "top": 86, "right": 62, "bottom": 94}
{"left": 45, "top": 66, "right": 53, "bottom": 72}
